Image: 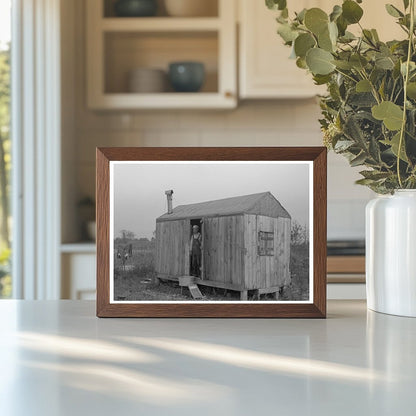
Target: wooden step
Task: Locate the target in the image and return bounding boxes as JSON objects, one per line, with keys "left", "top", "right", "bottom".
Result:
{"left": 179, "top": 276, "right": 195, "bottom": 286}
{"left": 188, "top": 284, "right": 204, "bottom": 300}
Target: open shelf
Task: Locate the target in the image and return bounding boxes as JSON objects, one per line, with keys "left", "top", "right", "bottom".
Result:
{"left": 103, "top": 0, "right": 219, "bottom": 18}
{"left": 101, "top": 17, "right": 221, "bottom": 32}
{"left": 87, "top": 0, "right": 236, "bottom": 109}
{"left": 104, "top": 31, "right": 218, "bottom": 94}
{"left": 91, "top": 93, "right": 234, "bottom": 109}
{"left": 61, "top": 243, "right": 96, "bottom": 254}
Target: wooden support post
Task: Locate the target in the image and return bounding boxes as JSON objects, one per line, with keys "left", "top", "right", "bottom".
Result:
{"left": 184, "top": 243, "right": 190, "bottom": 276}
{"left": 240, "top": 290, "right": 248, "bottom": 301}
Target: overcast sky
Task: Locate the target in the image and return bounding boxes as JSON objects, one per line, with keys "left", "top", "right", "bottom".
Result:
{"left": 113, "top": 162, "right": 311, "bottom": 239}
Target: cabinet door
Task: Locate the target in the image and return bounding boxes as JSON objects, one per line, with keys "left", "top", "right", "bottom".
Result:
{"left": 239, "top": 0, "right": 326, "bottom": 99}
{"left": 62, "top": 253, "right": 96, "bottom": 300}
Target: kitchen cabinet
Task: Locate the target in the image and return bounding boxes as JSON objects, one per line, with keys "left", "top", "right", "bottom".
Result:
{"left": 86, "top": 0, "right": 237, "bottom": 109}
{"left": 239, "top": 0, "right": 325, "bottom": 99}
{"left": 61, "top": 244, "right": 96, "bottom": 300}
{"left": 238, "top": 0, "right": 404, "bottom": 99}
{"left": 86, "top": 0, "right": 404, "bottom": 107}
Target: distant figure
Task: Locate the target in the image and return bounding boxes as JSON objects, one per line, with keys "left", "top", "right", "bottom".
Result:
{"left": 120, "top": 249, "right": 128, "bottom": 272}
{"left": 117, "top": 251, "right": 122, "bottom": 260}
{"left": 190, "top": 225, "right": 202, "bottom": 277}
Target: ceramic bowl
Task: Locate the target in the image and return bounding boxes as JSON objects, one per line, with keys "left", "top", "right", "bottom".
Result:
{"left": 114, "top": 0, "right": 158, "bottom": 17}
{"left": 168, "top": 62, "right": 205, "bottom": 92}
{"left": 128, "top": 68, "right": 167, "bottom": 93}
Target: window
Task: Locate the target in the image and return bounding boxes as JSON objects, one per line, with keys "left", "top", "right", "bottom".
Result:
{"left": 0, "top": 0, "right": 11, "bottom": 298}
{"left": 258, "top": 231, "right": 274, "bottom": 256}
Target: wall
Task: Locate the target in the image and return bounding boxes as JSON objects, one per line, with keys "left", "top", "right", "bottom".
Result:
{"left": 61, "top": 0, "right": 374, "bottom": 243}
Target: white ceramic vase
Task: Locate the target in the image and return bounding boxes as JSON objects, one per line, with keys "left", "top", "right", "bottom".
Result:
{"left": 366, "top": 190, "right": 416, "bottom": 317}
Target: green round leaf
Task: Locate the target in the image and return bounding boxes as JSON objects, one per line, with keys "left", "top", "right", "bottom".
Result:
{"left": 382, "top": 133, "right": 409, "bottom": 162}
{"left": 277, "top": 23, "right": 298, "bottom": 43}
{"left": 313, "top": 74, "right": 332, "bottom": 85}
{"left": 336, "top": 15, "right": 348, "bottom": 36}
{"left": 375, "top": 55, "right": 395, "bottom": 70}
{"left": 350, "top": 54, "right": 368, "bottom": 70}
{"left": 328, "top": 21, "right": 339, "bottom": 42}
{"left": 356, "top": 79, "right": 372, "bottom": 93}
{"left": 266, "top": 0, "right": 287, "bottom": 11}
{"left": 333, "top": 60, "right": 353, "bottom": 70}
{"left": 304, "top": 8, "right": 329, "bottom": 35}
{"left": 318, "top": 21, "right": 338, "bottom": 52}
{"left": 371, "top": 29, "right": 380, "bottom": 42}
{"left": 407, "top": 82, "right": 416, "bottom": 99}
{"left": 318, "top": 29, "right": 333, "bottom": 52}
{"left": 296, "top": 57, "right": 308, "bottom": 69}
{"left": 385, "top": 4, "right": 403, "bottom": 18}
{"left": 296, "top": 8, "right": 307, "bottom": 23}
{"left": 330, "top": 5, "right": 342, "bottom": 22}
{"left": 342, "top": 0, "right": 364, "bottom": 24}
{"left": 306, "top": 48, "right": 336, "bottom": 75}
{"left": 294, "top": 33, "right": 316, "bottom": 58}
{"left": 371, "top": 101, "right": 404, "bottom": 131}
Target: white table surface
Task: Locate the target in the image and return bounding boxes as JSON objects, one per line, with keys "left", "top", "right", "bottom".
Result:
{"left": 0, "top": 300, "right": 415, "bottom": 416}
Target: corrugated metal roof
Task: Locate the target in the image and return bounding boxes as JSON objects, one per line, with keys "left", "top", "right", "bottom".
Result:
{"left": 157, "top": 192, "right": 291, "bottom": 221}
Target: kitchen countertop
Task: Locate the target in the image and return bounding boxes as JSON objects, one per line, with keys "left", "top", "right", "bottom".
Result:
{"left": 0, "top": 300, "right": 415, "bottom": 415}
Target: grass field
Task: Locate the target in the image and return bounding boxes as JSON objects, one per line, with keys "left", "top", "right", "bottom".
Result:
{"left": 283, "top": 243, "right": 310, "bottom": 301}
{"left": 114, "top": 241, "right": 310, "bottom": 301}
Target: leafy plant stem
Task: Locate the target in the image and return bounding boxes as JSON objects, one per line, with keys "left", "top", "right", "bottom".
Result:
{"left": 390, "top": 79, "right": 398, "bottom": 101}
{"left": 359, "top": 69, "right": 381, "bottom": 104}
{"left": 334, "top": 68, "right": 358, "bottom": 84}
{"left": 398, "top": 24, "right": 410, "bottom": 35}
{"left": 393, "top": 86, "right": 404, "bottom": 103}
{"left": 397, "top": 0, "right": 415, "bottom": 188}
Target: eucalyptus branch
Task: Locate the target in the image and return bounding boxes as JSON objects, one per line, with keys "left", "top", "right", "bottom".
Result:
{"left": 397, "top": 0, "right": 415, "bottom": 188}
{"left": 267, "top": 0, "right": 416, "bottom": 193}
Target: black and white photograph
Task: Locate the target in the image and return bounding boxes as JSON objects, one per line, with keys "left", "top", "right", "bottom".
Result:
{"left": 110, "top": 161, "right": 313, "bottom": 303}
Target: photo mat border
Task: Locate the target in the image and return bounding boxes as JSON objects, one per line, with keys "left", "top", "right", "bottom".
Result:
{"left": 97, "top": 147, "right": 327, "bottom": 318}
{"left": 109, "top": 160, "right": 314, "bottom": 305}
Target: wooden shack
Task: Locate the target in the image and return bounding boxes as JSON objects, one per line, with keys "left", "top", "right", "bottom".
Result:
{"left": 155, "top": 192, "right": 291, "bottom": 300}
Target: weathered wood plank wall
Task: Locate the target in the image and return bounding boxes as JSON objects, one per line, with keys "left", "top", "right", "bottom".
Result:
{"left": 203, "top": 215, "right": 245, "bottom": 288}
{"left": 156, "top": 213, "right": 291, "bottom": 291}
{"left": 244, "top": 214, "right": 291, "bottom": 290}
{"left": 155, "top": 219, "right": 189, "bottom": 276}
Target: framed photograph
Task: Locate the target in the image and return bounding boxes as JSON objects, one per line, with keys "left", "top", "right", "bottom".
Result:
{"left": 96, "top": 147, "right": 327, "bottom": 318}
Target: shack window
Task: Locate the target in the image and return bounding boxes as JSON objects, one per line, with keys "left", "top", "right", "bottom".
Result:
{"left": 258, "top": 231, "right": 274, "bottom": 256}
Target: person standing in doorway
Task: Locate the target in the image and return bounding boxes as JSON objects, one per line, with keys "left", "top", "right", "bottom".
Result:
{"left": 190, "top": 225, "right": 202, "bottom": 277}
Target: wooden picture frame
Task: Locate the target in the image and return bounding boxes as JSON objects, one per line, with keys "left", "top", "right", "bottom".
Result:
{"left": 96, "top": 147, "right": 327, "bottom": 318}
